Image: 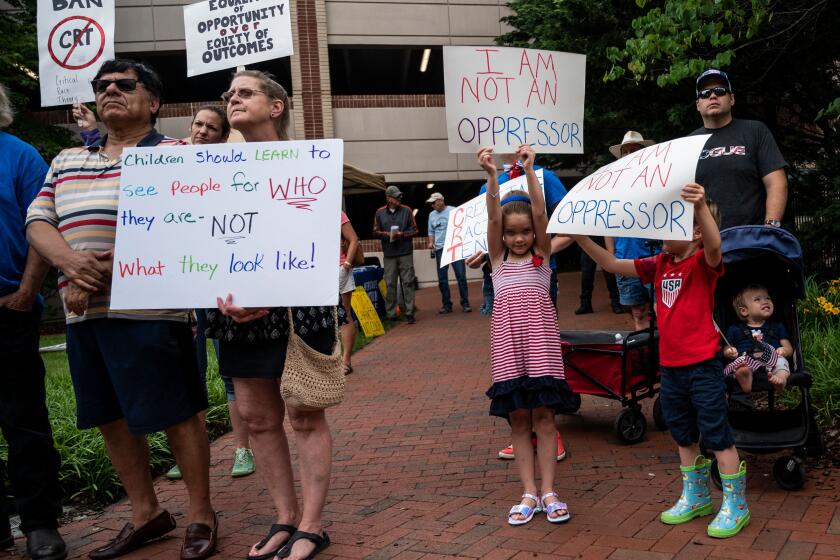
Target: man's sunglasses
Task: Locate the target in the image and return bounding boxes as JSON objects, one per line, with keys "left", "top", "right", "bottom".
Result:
{"left": 697, "top": 87, "right": 731, "bottom": 99}
{"left": 91, "top": 78, "right": 142, "bottom": 94}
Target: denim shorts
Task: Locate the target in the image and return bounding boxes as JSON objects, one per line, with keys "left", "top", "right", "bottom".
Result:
{"left": 66, "top": 319, "right": 208, "bottom": 434}
{"left": 659, "top": 357, "right": 735, "bottom": 451}
{"left": 616, "top": 275, "right": 651, "bottom": 306}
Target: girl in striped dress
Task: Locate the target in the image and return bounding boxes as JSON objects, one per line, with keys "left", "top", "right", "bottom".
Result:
{"left": 478, "top": 145, "right": 576, "bottom": 526}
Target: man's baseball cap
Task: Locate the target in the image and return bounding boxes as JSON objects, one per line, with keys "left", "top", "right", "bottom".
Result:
{"left": 385, "top": 185, "right": 403, "bottom": 198}
{"left": 426, "top": 192, "right": 444, "bottom": 204}
{"left": 696, "top": 69, "right": 732, "bottom": 94}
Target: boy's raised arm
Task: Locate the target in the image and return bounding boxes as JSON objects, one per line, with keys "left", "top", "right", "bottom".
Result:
{"left": 682, "top": 183, "right": 721, "bottom": 268}
{"left": 572, "top": 234, "right": 640, "bottom": 277}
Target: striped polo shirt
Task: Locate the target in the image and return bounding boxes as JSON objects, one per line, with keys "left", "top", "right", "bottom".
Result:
{"left": 26, "top": 130, "right": 190, "bottom": 324}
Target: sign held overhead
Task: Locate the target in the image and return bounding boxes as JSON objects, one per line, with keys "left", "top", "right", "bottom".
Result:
{"left": 547, "top": 135, "right": 712, "bottom": 240}
{"left": 184, "top": 0, "right": 293, "bottom": 77}
{"left": 443, "top": 46, "right": 586, "bottom": 154}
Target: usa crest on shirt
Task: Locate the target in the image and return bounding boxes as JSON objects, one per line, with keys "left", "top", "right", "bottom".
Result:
{"left": 660, "top": 272, "right": 683, "bottom": 308}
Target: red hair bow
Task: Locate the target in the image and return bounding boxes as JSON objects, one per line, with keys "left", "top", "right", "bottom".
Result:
{"left": 532, "top": 254, "right": 544, "bottom": 267}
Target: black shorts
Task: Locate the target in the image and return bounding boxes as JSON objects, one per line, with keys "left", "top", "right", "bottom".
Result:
{"left": 66, "top": 319, "right": 208, "bottom": 434}
{"left": 218, "top": 339, "right": 288, "bottom": 379}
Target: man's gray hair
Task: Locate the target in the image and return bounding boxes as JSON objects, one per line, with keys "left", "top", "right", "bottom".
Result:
{"left": 0, "top": 83, "right": 14, "bottom": 129}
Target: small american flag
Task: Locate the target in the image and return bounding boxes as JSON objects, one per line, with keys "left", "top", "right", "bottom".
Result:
{"left": 724, "top": 340, "right": 779, "bottom": 375}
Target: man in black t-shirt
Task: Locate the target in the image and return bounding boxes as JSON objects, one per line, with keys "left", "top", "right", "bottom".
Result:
{"left": 689, "top": 69, "right": 788, "bottom": 230}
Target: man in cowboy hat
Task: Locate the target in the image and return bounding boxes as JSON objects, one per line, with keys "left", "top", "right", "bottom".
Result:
{"left": 605, "top": 131, "right": 661, "bottom": 331}
{"left": 689, "top": 69, "right": 787, "bottom": 229}
{"left": 608, "top": 130, "right": 654, "bottom": 159}
{"left": 373, "top": 186, "right": 419, "bottom": 323}
{"left": 575, "top": 129, "right": 638, "bottom": 315}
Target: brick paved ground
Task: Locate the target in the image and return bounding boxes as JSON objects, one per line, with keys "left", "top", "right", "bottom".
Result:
{"left": 5, "top": 272, "right": 839, "bottom": 559}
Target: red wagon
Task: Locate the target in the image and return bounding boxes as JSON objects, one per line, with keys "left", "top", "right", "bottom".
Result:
{"left": 560, "top": 328, "right": 664, "bottom": 444}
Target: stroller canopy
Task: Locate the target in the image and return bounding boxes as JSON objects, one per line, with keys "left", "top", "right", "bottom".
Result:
{"left": 720, "top": 225, "right": 806, "bottom": 298}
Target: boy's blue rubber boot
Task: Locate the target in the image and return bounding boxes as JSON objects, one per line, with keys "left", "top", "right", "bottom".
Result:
{"left": 708, "top": 460, "right": 750, "bottom": 538}
{"left": 660, "top": 455, "right": 713, "bottom": 524}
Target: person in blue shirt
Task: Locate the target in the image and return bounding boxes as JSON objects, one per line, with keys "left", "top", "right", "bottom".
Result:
{"left": 0, "top": 84, "right": 67, "bottom": 560}
{"left": 427, "top": 192, "right": 470, "bottom": 313}
{"left": 605, "top": 131, "right": 661, "bottom": 330}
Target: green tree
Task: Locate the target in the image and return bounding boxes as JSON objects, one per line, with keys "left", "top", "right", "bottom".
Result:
{"left": 1, "top": 0, "right": 74, "bottom": 160}
{"left": 499, "top": 0, "right": 695, "bottom": 171}
{"left": 500, "top": 0, "right": 840, "bottom": 275}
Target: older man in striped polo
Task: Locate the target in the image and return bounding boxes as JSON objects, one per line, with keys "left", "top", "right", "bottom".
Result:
{"left": 26, "top": 59, "right": 217, "bottom": 560}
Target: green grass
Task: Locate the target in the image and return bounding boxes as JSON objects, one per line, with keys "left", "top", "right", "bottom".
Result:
{"left": 352, "top": 317, "right": 397, "bottom": 352}
{"left": 32, "top": 339, "right": 229, "bottom": 504}
{"left": 1, "top": 318, "right": 393, "bottom": 506}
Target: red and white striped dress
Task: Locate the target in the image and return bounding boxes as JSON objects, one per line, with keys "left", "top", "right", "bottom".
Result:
{"left": 490, "top": 259, "right": 565, "bottom": 386}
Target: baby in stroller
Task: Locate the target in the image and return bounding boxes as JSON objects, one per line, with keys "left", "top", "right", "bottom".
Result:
{"left": 723, "top": 284, "right": 793, "bottom": 393}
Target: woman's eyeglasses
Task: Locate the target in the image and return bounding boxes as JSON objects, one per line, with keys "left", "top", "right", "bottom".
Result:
{"left": 221, "top": 88, "right": 269, "bottom": 103}
{"left": 91, "top": 78, "right": 142, "bottom": 94}
{"left": 697, "top": 87, "right": 731, "bottom": 99}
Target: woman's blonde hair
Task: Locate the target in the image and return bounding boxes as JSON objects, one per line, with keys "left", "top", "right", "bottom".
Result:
{"left": 231, "top": 69, "right": 290, "bottom": 139}
{"left": 0, "top": 83, "right": 15, "bottom": 129}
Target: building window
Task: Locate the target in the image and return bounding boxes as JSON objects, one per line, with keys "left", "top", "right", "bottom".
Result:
{"left": 114, "top": 52, "right": 293, "bottom": 103}
{"left": 329, "top": 47, "right": 443, "bottom": 95}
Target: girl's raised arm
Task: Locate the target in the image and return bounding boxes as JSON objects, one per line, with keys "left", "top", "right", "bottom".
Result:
{"left": 478, "top": 147, "right": 504, "bottom": 262}
{"left": 519, "top": 145, "right": 551, "bottom": 257}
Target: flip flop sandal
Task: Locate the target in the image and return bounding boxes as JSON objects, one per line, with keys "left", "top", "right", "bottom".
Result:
{"left": 508, "top": 493, "right": 541, "bottom": 526}
{"left": 343, "top": 364, "right": 353, "bottom": 375}
{"left": 541, "top": 492, "right": 571, "bottom": 524}
{"left": 247, "top": 524, "right": 296, "bottom": 560}
{"left": 275, "top": 530, "right": 330, "bottom": 560}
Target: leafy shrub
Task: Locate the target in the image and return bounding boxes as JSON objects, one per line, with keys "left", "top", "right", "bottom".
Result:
{"left": 799, "top": 278, "right": 840, "bottom": 425}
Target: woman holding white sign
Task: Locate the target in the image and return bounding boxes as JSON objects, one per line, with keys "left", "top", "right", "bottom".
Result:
{"left": 208, "top": 70, "right": 334, "bottom": 560}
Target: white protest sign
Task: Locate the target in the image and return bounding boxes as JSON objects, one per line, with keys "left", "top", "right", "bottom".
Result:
{"left": 547, "top": 135, "right": 712, "bottom": 240}
{"left": 110, "top": 139, "right": 343, "bottom": 309}
{"left": 37, "top": 0, "right": 115, "bottom": 107}
{"left": 443, "top": 46, "right": 585, "bottom": 154}
{"left": 439, "top": 170, "right": 544, "bottom": 267}
{"left": 184, "top": 0, "right": 293, "bottom": 77}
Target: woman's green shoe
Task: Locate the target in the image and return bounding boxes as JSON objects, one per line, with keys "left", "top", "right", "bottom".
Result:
{"left": 165, "top": 464, "right": 182, "bottom": 480}
{"left": 231, "top": 447, "right": 255, "bottom": 478}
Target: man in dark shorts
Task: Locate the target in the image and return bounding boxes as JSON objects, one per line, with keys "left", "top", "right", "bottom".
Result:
{"left": 26, "top": 59, "right": 217, "bottom": 560}
{"left": 689, "top": 69, "right": 788, "bottom": 229}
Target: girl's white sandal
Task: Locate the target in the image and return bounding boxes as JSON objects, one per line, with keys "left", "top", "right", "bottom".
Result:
{"left": 541, "top": 492, "right": 571, "bottom": 524}
{"left": 508, "top": 493, "right": 541, "bottom": 526}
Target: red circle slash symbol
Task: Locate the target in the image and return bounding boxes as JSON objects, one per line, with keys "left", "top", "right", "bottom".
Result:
{"left": 47, "top": 16, "right": 106, "bottom": 70}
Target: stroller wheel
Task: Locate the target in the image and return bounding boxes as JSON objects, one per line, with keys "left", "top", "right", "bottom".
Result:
{"left": 773, "top": 455, "right": 806, "bottom": 491}
{"left": 710, "top": 459, "right": 722, "bottom": 490}
{"left": 652, "top": 396, "right": 668, "bottom": 431}
{"left": 614, "top": 407, "right": 647, "bottom": 444}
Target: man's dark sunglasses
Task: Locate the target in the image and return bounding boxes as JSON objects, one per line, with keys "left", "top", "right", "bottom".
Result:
{"left": 697, "top": 86, "right": 730, "bottom": 99}
{"left": 91, "top": 78, "right": 142, "bottom": 94}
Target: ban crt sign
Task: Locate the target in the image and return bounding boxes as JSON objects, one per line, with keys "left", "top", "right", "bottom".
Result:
{"left": 37, "top": 0, "right": 115, "bottom": 107}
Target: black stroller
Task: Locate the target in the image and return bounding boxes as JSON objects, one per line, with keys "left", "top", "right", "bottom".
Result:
{"left": 706, "top": 225, "right": 823, "bottom": 490}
